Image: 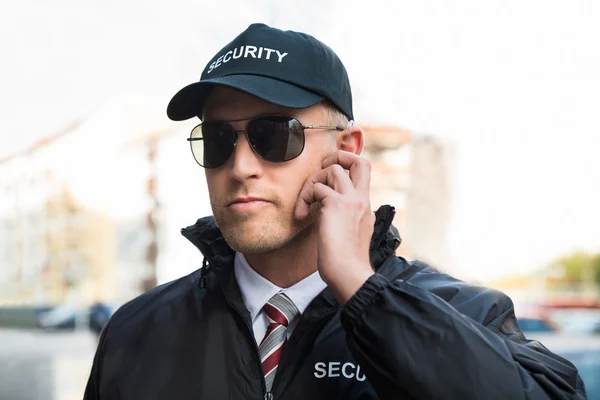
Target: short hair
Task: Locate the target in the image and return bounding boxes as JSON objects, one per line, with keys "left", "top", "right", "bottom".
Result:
{"left": 321, "top": 101, "right": 349, "bottom": 129}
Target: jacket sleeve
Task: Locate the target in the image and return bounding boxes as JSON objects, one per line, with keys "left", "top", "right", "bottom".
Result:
{"left": 83, "top": 322, "right": 111, "bottom": 400}
{"left": 340, "top": 273, "right": 588, "bottom": 400}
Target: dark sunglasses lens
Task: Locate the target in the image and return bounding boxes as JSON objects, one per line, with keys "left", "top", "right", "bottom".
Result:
{"left": 246, "top": 117, "right": 305, "bottom": 162}
{"left": 190, "top": 123, "right": 234, "bottom": 168}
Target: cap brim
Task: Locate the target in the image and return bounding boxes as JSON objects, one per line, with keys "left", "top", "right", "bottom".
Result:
{"left": 167, "top": 75, "right": 324, "bottom": 121}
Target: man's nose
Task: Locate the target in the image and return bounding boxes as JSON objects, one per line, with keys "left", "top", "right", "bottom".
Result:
{"left": 228, "top": 131, "right": 263, "bottom": 181}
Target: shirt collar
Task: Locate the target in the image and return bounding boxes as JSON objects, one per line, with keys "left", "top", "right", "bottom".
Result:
{"left": 234, "top": 252, "right": 328, "bottom": 322}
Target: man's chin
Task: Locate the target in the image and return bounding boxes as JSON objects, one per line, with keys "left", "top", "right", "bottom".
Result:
{"left": 219, "top": 220, "right": 313, "bottom": 255}
{"left": 222, "top": 235, "right": 282, "bottom": 255}
{"left": 221, "top": 212, "right": 271, "bottom": 232}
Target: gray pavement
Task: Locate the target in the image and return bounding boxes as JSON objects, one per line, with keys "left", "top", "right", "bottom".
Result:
{"left": 0, "top": 329, "right": 97, "bottom": 400}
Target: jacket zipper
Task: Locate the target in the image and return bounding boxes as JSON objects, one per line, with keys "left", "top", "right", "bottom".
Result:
{"left": 217, "top": 284, "right": 270, "bottom": 399}
{"left": 179, "top": 231, "right": 269, "bottom": 399}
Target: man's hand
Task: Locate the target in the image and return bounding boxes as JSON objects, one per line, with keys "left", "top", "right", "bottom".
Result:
{"left": 295, "top": 150, "right": 375, "bottom": 305}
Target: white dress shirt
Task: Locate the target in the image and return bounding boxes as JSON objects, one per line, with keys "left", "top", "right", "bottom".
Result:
{"left": 234, "top": 251, "right": 328, "bottom": 344}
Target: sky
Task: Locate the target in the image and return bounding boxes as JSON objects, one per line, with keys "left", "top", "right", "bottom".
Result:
{"left": 1, "top": 0, "right": 599, "bottom": 282}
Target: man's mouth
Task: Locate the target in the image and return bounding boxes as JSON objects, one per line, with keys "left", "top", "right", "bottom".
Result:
{"left": 228, "top": 197, "right": 271, "bottom": 211}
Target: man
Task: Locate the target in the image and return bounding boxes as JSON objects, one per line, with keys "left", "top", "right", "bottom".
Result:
{"left": 84, "top": 23, "right": 587, "bottom": 399}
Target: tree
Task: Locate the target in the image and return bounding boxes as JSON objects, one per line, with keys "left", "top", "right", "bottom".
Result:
{"left": 593, "top": 253, "right": 600, "bottom": 284}
{"left": 552, "top": 251, "right": 600, "bottom": 285}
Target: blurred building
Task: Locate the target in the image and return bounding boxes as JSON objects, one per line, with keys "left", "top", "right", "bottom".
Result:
{"left": 0, "top": 97, "right": 207, "bottom": 306}
{"left": 0, "top": 104, "right": 454, "bottom": 306}
{"left": 0, "top": 124, "right": 116, "bottom": 305}
{"left": 363, "top": 126, "right": 454, "bottom": 271}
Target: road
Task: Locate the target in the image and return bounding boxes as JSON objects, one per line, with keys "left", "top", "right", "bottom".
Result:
{"left": 0, "top": 329, "right": 97, "bottom": 400}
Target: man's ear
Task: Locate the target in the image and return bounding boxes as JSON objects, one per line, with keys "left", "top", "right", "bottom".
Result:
{"left": 337, "top": 124, "right": 364, "bottom": 155}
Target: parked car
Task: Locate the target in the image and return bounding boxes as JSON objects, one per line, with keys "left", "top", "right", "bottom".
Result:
{"left": 88, "top": 302, "right": 114, "bottom": 336}
{"left": 562, "top": 318, "right": 600, "bottom": 335}
{"left": 36, "top": 302, "right": 117, "bottom": 337}
{"left": 552, "top": 309, "right": 600, "bottom": 335}
{"left": 516, "top": 317, "right": 556, "bottom": 334}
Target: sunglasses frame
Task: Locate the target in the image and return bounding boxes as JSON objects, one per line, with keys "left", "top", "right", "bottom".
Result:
{"left": 186, "top": 115, "right": 345, "bottom": 168}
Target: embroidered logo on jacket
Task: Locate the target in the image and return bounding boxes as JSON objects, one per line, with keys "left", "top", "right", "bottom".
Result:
{"left": 313, "top": 362, "right": 366, "bottom": 381}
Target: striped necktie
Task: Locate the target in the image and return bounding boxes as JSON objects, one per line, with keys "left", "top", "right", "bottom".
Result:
{"left": 259, "top": 292, "right": 299, "bottom": 393}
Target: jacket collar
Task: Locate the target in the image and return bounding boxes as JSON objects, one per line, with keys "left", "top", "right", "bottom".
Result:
{"left": 181, "top": 204, "right": 402, "bottom": 272}
{"left": 181, "top": 205, "right": 403, "bottom": 352}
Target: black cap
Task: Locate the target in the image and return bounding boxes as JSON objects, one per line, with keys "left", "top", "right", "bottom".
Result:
{"left": 167, "top": 23, "right": 353, "bottom": 121}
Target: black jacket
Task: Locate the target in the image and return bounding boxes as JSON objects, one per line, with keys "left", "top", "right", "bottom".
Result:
{"left": 84, "top": 205, "right": 587, "bottom": 399}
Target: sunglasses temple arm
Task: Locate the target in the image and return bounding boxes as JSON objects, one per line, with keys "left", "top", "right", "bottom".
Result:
{"left": 303, "top": 125, "right": 345, "bottom": 131}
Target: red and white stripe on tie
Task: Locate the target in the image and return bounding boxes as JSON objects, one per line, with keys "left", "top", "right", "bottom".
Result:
{"left": 259, "top": 292, "right": 299, "bottom": 392}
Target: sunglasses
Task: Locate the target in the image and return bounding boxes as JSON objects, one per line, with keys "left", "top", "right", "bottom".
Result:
{"left": 187, "top": 115, "right": 345, "bottom": 168}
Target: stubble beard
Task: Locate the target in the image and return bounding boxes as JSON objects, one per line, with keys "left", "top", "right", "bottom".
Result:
{"left": 213, "top": 203, "right": 318, "bottom": 255}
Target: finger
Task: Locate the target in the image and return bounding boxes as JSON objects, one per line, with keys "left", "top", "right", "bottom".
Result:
{"left": 309, "top": 164, "right": 355, "bottom": 194}
{"left": 294, "top": 164, "right": 352, "bottom": 220}
{"left": 312, "top": 182, "right": 337, "bottom": 202}
{"left": 322, "top": 150, "right": 371, "bottom": 194}
{"left": 295, "top": 182, "right": 338, "bottom": 220}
